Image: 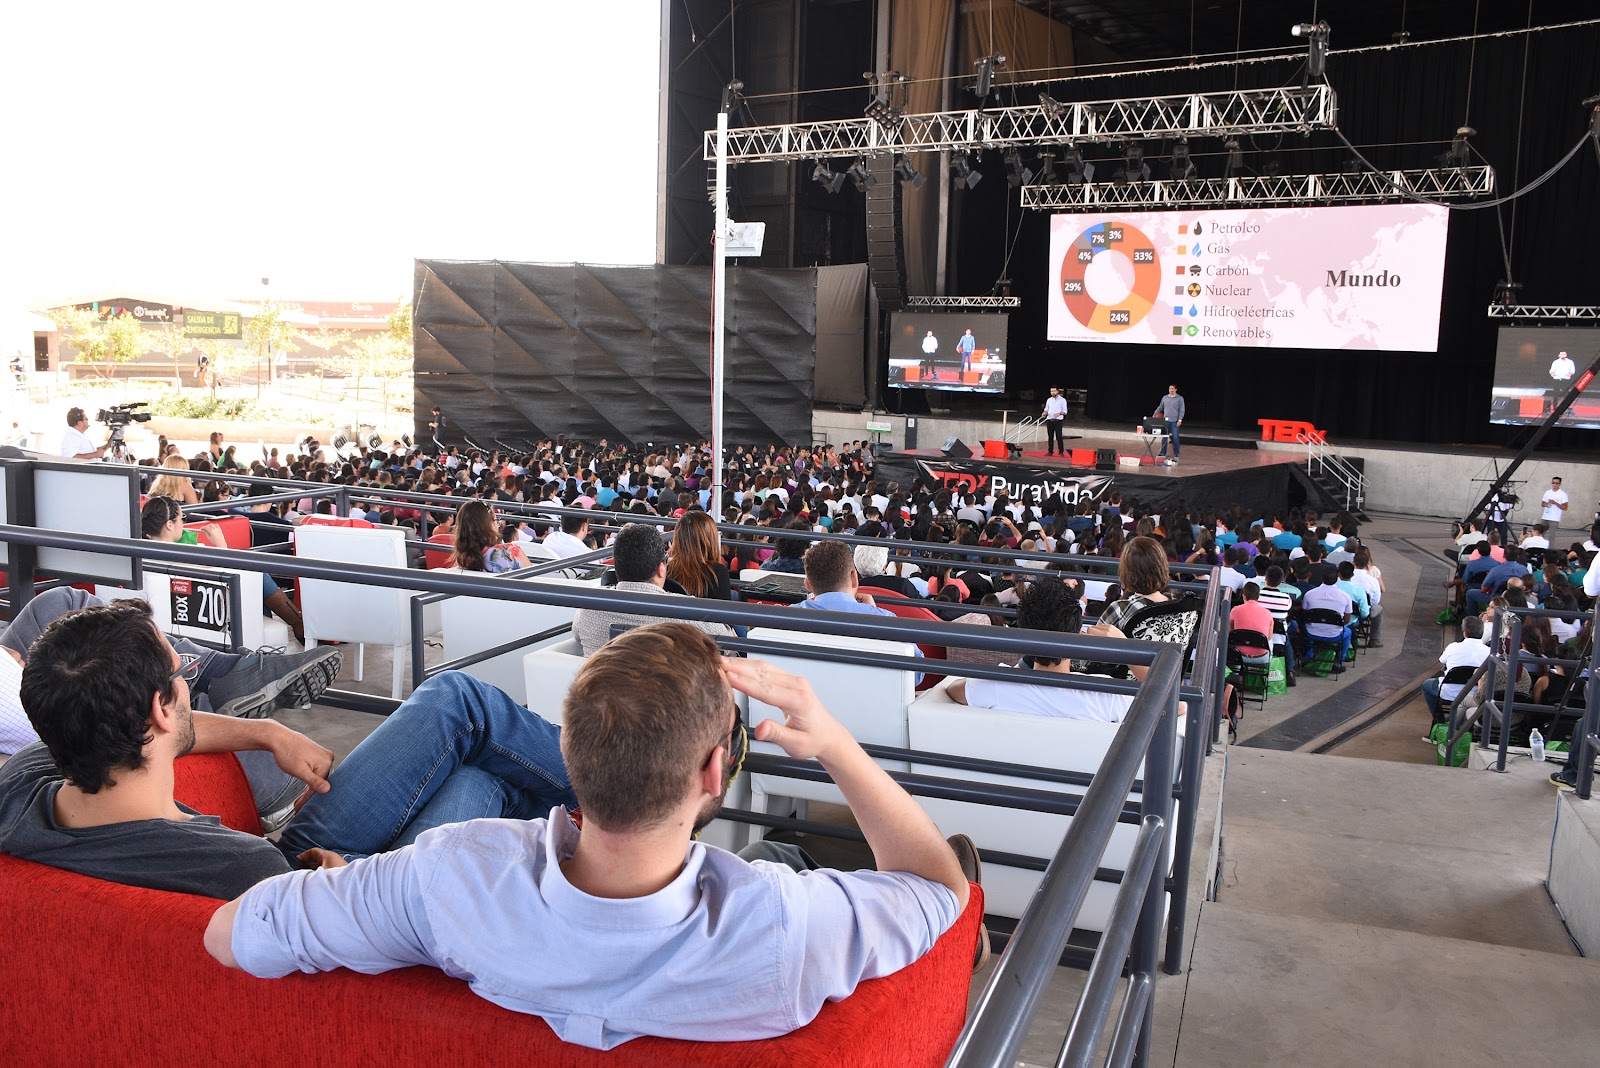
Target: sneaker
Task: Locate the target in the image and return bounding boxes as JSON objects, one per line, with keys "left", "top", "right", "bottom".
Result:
{"left": 947, "top": 833, "right": 991, "bottom": 972}
{"left": 208, "top": 647, "right": 343, "bottom": 719}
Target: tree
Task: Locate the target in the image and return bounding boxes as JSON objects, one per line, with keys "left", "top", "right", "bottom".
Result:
{"left": 146, "top": 324, "right": 199, "bottom": 384}
{"left": 297, "top": 325, "right": 352, "bottom": 377}
{"left": 243, "top": 299, "right": 300, "bottom": 398}
{"left": 48, "top": 307, "right": 152, "bottom": 379}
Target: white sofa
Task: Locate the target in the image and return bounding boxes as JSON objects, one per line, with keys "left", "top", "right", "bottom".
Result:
{"left": 440, "top": 575, "right": 600, "bottom": 705}
{"left": 905, "top": 676, "right": 1184, "bottom": 928}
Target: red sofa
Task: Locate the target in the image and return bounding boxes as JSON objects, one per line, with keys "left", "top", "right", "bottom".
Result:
{"left": 0, "top": 753, "right": 982, "bottom": 1067}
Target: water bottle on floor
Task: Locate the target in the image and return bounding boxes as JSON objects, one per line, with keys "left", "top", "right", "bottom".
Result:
{"left": 1530, "top": 728, "right": 1545, "bottom": 762}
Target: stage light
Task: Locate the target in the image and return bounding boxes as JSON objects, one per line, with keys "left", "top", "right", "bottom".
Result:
{"left": 864, "top": 95, "right": 902, "bottom": 130}
{"left": 1443, "top": 125, "right": 1476, "bottom": 168}
{"left": 1223, "top": 137, "right": 1245, "bottom": 177}
{"left": 1114, "top": 142, "right": 1150, "bottom": 184}
{"left": 1290, "top": 21, "right": 1330, "bottom": 78}
{"left": 811, "top": 160, "right": 846, "bottom": 193}
{"left": 952, "top": 151, "right": 983, "bottom": 190}
{"left": 1038, "top": 91, "right": 1066, "bottom": 122}
{"left": 894, "top": 155, "right": 926, "bottom": 190}
{"left": 1169, "top": 139, "right": 1197, "bottom": 182}
{"left": 1037, "top": 151, "right": 1059, "bottom": 185}
{"left": 973, "top": 53, "right": 1006, "bottom": 101}
{"left": 846, "top": 158, "right": 876, "bottom": 191}
{"left": 1063, "top": 147, "right": 1094, "bottom": 185}
{"left": 1005, "top": 148, "right": 1035, "bottom": 188}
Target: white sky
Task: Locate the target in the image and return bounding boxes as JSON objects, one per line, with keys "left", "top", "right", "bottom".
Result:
{"left": 0, "top": 2, "right": 662, "bottom": 308}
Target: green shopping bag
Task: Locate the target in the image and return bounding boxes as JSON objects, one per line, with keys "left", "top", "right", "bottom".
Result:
{"left": 1429, "top": 723, "right": 1471, "bottom": 767}
{"left": 1265, "top": 655, "right": 1288, "bottom": 696}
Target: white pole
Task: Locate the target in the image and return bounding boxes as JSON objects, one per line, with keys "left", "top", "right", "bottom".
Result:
{"left": 711, "top": 107, "right": 729, "bottom": 517}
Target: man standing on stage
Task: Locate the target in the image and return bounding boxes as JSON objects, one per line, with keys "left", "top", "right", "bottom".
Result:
{"left": 1152, "top": 384, "right": 1185, "bottom": 466}
{"left": 957, "top": 329, "right": 976, "bottom": 377}
{"left": 1042, "top": 386, "right": 1068, "bottom": 456}
{"left": 920, "top": 330, "right": 939, "bottom": 381}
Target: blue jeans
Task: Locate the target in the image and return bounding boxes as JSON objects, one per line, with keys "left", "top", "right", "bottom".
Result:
{"left": 1421, "top": 677, "right": 1444, "bottom": 724}
{"left": 277, "top": 671, "right": 577, "bottom": 862}
{"left": 1158, "top": 420, "right": 1181, "bottom": 457}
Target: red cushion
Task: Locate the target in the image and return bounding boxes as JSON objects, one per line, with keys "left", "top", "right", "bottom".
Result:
{"left": 423, "top": 529, "right": 456, "bottom": 569}
{"left": 878, "top": 601, "right": 948, "bottom": 690}
{"left": 185, "top": 514, "right": 253, "bottom": 550}
{"left": 173, "top": 752, "right": 262, "bottom": 835}
{"left": 0, "top": 751, "right": 983, "bottom": 1066}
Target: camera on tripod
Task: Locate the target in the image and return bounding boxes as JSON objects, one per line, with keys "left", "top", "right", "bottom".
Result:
{"left": 96, "top": 402, "right": 152, "bottom": 448}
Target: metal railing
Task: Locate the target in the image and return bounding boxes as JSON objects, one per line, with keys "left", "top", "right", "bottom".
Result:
{"left": 1442, "top": 605, "right": 1599, "bottom": 775}
{"left": 1293, "top": 429, "right": 1364, "bottom": 512}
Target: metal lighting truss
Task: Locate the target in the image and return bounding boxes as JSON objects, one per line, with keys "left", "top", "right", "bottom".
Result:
{"left": 702, "top": 85, "right": 1336, "bottom": 163}
{"left": 904, "top": 296, "right": 1021, "bottom": 308}
{"left": 1486, "top": 305, "right": 1600, "bottom": 320}
{"left": 1020, "top": 165, "right": 1495, "bottom": 209}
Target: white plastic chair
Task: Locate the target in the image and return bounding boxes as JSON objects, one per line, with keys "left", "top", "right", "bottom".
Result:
{"left": 295, "top": 525, "right": 442, "bottom": 699}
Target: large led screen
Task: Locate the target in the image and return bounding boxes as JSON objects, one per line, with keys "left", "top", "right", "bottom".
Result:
{"left": 1046, "top": 204, "right": 1449, "bottom": 351}
{"left": 1490, "top": 326, "right": 1600, "bottom": 429}
{"left": 888, "top": 311, "right": 1009, "bottom": 393}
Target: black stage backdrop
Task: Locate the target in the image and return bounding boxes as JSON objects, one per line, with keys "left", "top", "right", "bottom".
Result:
{"left": 874, "top": 452, "right": 1292, "bottom": 520}
{"left": 946, "top": 22, "right": 1600, "bottom": 448}
{"left": 414, "top": 261, "right": 817, "bottom": 447}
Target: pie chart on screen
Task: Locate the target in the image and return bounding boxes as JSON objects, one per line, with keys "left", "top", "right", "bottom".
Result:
{"left": 1059, "top": 221, "right": 1161, "bottom": 332}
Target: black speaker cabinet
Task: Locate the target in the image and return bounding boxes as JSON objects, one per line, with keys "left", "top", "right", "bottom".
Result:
{"left": 1095, "top": 448, "right": 1117, "bottom": 471}
{"left": 941, "top": 438, "right": 973, "bottom": 459}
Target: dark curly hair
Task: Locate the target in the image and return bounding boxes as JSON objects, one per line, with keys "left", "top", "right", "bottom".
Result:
{"left": 20, "top": 599, "right": 178, "bottom": 793}
{"left": 1015, "top": 577, "right": 1085, "bottom": 668}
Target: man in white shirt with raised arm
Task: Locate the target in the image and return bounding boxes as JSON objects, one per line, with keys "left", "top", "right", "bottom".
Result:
{"left": 206, "top": 623, "right": 974, "bottom": 1050}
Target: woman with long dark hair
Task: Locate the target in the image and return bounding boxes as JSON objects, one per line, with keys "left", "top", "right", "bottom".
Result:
{"left": 667, "top": 510, "right": 733, "bottom": 600}
{"left": 452, "top": 499, "right": 530, "bottom": 573}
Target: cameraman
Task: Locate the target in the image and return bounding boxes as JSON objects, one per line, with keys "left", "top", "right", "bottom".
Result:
{"left": 59, "top": 408, "right": 106, "bottom": 460}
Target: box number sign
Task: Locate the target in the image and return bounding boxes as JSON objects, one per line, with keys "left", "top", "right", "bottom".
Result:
{"left": 170, "top": 575, "right": 230, "bottom": 636}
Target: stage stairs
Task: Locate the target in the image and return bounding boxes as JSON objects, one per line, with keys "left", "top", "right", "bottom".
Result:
{"left": 1294, "top": 432, "right": 1368, "bottom": 520}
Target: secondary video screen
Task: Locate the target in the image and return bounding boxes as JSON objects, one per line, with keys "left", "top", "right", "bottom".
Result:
{"left": 887, "top": 311, "right": 1009, "bottom": 393}
{"left": 1490, "top": 326, "right": 1600, "bottom": 429}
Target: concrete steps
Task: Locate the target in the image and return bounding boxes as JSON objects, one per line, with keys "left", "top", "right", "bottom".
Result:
{"left": 1167, "top": 746, "right": 1597, "bottom": 1066}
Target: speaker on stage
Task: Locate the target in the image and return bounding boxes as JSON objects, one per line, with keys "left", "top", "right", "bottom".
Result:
{"left": 941, "top": 438, "right": 973, "bottom": 459}
{"left": 1094, "top": 448, "right": 1116, "bottom": 471}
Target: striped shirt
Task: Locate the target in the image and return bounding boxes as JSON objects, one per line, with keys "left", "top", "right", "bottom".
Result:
{"left": 1257, "top": 585, "right": 1294, "bottom": 626}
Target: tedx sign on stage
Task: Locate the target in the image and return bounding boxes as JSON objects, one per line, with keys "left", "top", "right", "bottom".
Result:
{"left": 892, "top": 456, "right": 1113, "bottom": 505}
{"left": 1047, "top": 204, "right": 1449, "bottom": 352}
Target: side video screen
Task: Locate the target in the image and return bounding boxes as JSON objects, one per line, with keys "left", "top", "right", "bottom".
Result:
{"left": 887, "top": 311, "right": 1009, "bottom": 394}
{"left": 1490, "top": 327, "right": 1600, "bottom": 429}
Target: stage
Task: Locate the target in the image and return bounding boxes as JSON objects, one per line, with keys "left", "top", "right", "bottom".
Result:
{"left": 873, "top": 437, "right": 1304, "bottom": 518}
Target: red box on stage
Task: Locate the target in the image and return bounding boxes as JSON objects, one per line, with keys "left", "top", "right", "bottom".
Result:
{"left": 983, "top": 440, "right": 1008, "bottom": 459}
{"left": 1070, "top": 448, "right": 1095, "bottom": 466}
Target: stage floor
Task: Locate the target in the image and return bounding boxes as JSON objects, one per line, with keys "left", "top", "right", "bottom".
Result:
{"left": 899, "top": 438, "right": 1304, "bottom": 479}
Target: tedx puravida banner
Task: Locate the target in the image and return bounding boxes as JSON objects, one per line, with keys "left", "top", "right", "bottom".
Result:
{"left": 891, "top": 456, "right": 1113, "bottom": 505}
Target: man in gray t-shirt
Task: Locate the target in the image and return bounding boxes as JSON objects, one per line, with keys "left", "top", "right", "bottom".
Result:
{"left": 0, "top": 598, "right": 580, "bottom": 900}
{"left": 0, "top": 743, "right": 292, "bottom": 898}
{"left": 1151, "top": 384, "right": 1186, "bottom": 464}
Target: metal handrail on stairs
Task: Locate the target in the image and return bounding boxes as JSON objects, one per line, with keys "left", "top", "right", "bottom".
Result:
{"left": 1294, "top": 429, "right": 1365, "bottom": 511}
{"left": 1006, "top": 414, "right": 1043, "bottom": 446}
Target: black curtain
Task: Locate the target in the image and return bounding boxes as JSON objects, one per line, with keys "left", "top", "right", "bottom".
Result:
{"left": 950, "top": 23, "right": 1600, "bottom": 447}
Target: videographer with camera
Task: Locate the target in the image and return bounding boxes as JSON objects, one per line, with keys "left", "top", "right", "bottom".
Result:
{"left": 59, "top": 408, "right": 107, "bottom": 460}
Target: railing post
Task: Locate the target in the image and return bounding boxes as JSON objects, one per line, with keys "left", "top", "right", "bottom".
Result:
{"left": 410, "top": 596, "right": 428, "bottom": 691}
{"left": 1577, "top": 610, "right": 1600, "bottom": 798}
{"left": 1132, "top": 661, "right": 1178, "bottom": 1060}
{"left": 1497, "top": 614, "right": 1523, "bottom": 773}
